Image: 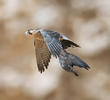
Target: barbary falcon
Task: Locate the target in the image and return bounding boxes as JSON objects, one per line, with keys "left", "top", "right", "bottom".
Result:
{"left": 25, "top": 28, "right": 90, "bottom": 76}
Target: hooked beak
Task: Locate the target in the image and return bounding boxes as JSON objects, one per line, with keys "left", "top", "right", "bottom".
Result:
{"left": 25, "top": 28, "right": 41, "bottom": 36}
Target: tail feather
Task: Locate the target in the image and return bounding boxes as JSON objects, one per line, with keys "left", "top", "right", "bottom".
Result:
{"left": 58, "top": 50, "right": 90, "bottom": 76}
{"left": 70, "top": 54, "right": 90, "bottom": 70}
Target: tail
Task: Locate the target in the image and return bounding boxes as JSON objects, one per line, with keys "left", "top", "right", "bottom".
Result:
{"left": 58, "top": 50, "right": 90, "bottom": 76}
{"left": 70, "top": 53, "right": 90, "bottom": 70}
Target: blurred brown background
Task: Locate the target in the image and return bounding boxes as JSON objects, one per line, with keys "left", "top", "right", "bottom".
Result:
{"left": 0, "top": 0, "right": 110, "bottom": 100}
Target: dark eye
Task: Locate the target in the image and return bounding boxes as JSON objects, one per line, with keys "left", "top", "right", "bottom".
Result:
{"left": 28, "top": 30, "right": 32, "bottom": 35}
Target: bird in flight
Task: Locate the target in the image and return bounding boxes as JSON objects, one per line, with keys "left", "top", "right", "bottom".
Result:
{"left": 25, "top": 28, "right": 90, "bottom": 76}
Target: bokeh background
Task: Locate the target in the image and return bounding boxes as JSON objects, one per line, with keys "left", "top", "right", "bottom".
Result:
{"left": 0, "top": 0, "right": 110, "bottom": 100}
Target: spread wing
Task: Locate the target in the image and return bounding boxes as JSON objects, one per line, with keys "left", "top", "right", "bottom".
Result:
{"left": 34, "top": 31, "right": 51, "bottom": 73}
{"left": 40, "top": 29, "right": 79, "bottom": 58}
{"left": 41, "top": 29, "right": 80, "bottom": 52}
{"left": 47, "top": 38, "right": 62, "bottom": 57}
{"left": 40, "top": 30, "right": 63, "bottom": 58}
{"left": 59, "top": 34, "right": 80, "bottom": 49}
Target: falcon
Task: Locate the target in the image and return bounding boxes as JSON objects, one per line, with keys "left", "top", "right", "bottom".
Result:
{"left": 25, "top": 28, "right": 80, "bottom": 73}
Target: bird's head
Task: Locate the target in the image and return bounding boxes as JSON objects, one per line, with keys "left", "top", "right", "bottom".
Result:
{"left": 25, "top": 28, "right": 41, "bottom": 36}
